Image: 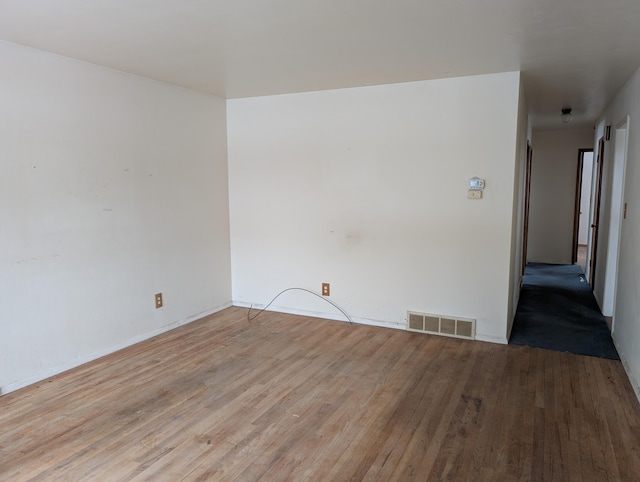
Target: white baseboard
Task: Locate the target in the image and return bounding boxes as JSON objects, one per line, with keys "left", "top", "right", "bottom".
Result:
{"left": 1, "top": 301, "right": 232, "bottom": 396}
{"left": 233, "top": 301, "right": 508, "bottom": 344}
{"left": 233, "top": 301, "right": 403, "bottom": 330}
{"left": 476, "top": 333, "right": 509, "bottom": 345}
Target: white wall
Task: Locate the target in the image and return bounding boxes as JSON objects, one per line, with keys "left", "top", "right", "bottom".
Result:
{"left": 507, "top": 79, "right": 530, "bottom": 337}
{"left": 0, "top": 41, "right": 232, "bottom": 394}
{"left": 228, "top": 72, "right": 522, "bottom": 343}
{"left": 594, "top": 66, "right": 640, "bottom": 402}
{"left": 527, "top": 129, "right": 595, "bottom": 264}
{"left": 578, "top": 152, "right": 593, "bottom": 245}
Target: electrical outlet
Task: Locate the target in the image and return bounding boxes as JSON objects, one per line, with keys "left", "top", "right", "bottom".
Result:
{"left": 155, "top": 293, "right": 163, "bottom": 309}
{"left": 322, "top": 283, "right": 330, "bottom": 296}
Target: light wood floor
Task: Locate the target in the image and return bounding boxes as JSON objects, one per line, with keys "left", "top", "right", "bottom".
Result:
{"left": 2, "top": 307, "right": 640, "bottom": 481}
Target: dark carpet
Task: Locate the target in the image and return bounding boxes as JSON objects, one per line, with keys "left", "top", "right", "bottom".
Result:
{"left": 509, "top": 263, "right": 619, "bottom": 360}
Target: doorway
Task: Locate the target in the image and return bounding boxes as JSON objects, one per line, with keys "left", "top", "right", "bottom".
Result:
{"left": 571, "top": 149, "right": 593, "bottom": 274}
{"left": 511, "top": 137, "right": 617, "bottom": 357}
{"left": 572, "top": 149, "right": 594, "bottom": 274}
{"left": 598, "top": 117, "right": 630, "bottom": 329}
{"left": 511, "top": 130, "right": 615, "bottom": 355}
{"left": 521, "top": 142, "right": 532, "bottom": 276}
{"left": 589, "top": 137, "right": 606, "bottom": 285}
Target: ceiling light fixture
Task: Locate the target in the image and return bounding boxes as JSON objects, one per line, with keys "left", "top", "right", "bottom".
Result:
{"left": 561, "top": 107, "right": 572, "bottom": 124}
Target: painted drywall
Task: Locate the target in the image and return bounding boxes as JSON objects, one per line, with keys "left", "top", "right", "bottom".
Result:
{"left": 507, "top": 79, "right": 530, "bottom": 337}
{"left": 228, "top": 72, "right": 521, "bottom": 343}
{"left": 527, "top": 129, "right": 595, "bottom": 264}
{"left": 593, "top": 66, "right": 640, "bottom": 402}
{"left": 578, "top": 152, "right": 593, "bottom": 245}
{"left": 0, "top": 41, "right": 232, "bottom": 394}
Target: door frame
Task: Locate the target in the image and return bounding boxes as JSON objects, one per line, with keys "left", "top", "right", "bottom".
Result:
{"left": 521, "top": 141, "right": 533, "bottom": 276}
{"left": 606, "top": 116, "right": 631, "bottom": 326}
{"left": 589, "top": 137, "right": 606, "bottom": 284}
{"left": 572, "top": 149, "right": 594, "bottom": 264}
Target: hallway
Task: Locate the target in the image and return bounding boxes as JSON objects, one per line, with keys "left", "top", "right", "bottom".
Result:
{"left": 509, "top": 263, "right": 619, "bottom": 359}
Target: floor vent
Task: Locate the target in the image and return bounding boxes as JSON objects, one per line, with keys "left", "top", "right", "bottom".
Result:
{"left": 407, "top": 311, "right": 476, "bottom": 340}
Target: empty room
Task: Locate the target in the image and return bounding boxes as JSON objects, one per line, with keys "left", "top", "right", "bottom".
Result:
{"left": 2, "top": 1, "right": 640, "bottom": 480}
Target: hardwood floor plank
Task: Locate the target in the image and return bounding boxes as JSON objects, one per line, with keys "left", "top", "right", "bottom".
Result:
{"left": 2, "top": 307, "right": 640, "bottom": 481}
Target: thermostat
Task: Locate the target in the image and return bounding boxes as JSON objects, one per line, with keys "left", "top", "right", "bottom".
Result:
{"left": 468, "top": 177, "right": 485, "bottom": 190}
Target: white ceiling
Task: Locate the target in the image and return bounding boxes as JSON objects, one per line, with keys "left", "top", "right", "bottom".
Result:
{"left": 2, "top": 0, "right": 640, "bottom": 128}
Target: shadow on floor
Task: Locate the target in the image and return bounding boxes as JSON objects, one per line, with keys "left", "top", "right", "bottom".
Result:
{"left": 509, "top": 263, "right": 619, "bottom": 360}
